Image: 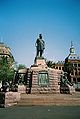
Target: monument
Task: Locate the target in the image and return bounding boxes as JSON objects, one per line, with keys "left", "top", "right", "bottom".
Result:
{"left": 27, "top": 34, "right": 62, "bottom": 94}
{"left": 34, "top": 34, "right": 46, "bottom": 66}
{"left": 60, "top": 72, "right": 75, "bottom": 94}
{"left": 35, "top": 34, "right": 45, "bottom": 58}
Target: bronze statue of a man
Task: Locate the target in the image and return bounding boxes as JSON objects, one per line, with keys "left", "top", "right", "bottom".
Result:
{"left": 35, "top": 34, "right": 45, "bottom": 57}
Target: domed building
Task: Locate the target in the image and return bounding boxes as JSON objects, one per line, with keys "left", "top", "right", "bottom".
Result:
{"left": 0, "top": 42, "right": 14, "bottom": 65}
{"left": 64, "top": 42, "right": 80, "bottom": 89}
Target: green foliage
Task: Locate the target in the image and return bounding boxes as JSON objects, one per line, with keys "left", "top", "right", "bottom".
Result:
{"left": 46, "top": 60, "right": 55, "bottom": 68}
{"left": 17, "top": 64, "right": 26, "bottom": 70}
{"left": 64, "top": 62, "right": 74, "bottom": 74}
{"left": 0, "top": 57, "right": 14, "bottom": 82}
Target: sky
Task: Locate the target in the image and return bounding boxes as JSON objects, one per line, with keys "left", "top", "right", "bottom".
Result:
{"left": 0, "top": 0, "right": 80, "bottom": 67}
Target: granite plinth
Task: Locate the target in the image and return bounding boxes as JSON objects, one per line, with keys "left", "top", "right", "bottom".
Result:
{"left": 0, "top": 92, "right": 20, "bottom": 107}
{"left": 18, "top": 85, "right": 26, "bottom": 94}
{"left": 30, "top": 58, "right": 61, "bottom": 94}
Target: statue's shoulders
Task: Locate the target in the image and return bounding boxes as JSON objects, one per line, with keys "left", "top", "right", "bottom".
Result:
{"left": 36, "top": 38, "right": 39, "bottom": 41}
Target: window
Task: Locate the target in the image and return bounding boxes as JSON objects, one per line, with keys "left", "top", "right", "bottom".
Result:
{"left": 38, "top": 71, "right": 49, "bottom": 87}
{"left": 62, "top": 67, "right": 64, "bottom": 70}
{"left": 56, "top": 67, "right": 58, "bottom": 69}
{"left": 77, "top": 78, "right": 80, "bottom": 82}
{"left": 59, "top": 67, "right": 61, "bottom": 70}
{"left": 73, "top": 78, "right": 76, "bottom": 83}
{"left": 78, "top": 64, "right": 80, "bottom": 67}
{"left": 71, "top": 71, "right": 73, "bottom": 75}
{"left": 74, "top": 63, "right": 77, "bottom": 67}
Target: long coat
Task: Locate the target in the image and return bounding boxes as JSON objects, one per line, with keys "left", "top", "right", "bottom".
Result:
{"left": 36, "top": 38, "right": 45, "bottom": 51}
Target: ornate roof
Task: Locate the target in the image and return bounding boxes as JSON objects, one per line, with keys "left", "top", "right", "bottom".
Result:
{"left": 0, "top": 42, "right": 9, "bottom": 48}
{"left": 0, "top": 42, "right": 15, "bottom": 61}
{"left": 68, "top": 54, "right": 80, "bottom": 60}
{"left": 66, "top": 42, "right": 80, "bottom": 61}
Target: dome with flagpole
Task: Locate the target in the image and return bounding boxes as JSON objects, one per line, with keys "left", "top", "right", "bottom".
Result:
{"left": 66, "top": 41, "right": 80, "bottom": 61}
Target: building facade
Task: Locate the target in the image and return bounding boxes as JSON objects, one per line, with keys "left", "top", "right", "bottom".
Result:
{"left": 64, "top": 42, "right": 80, "bottom": 86}
{"left": 0, "top": 42, "right": 14, "bottom": 65}
{"left": 54, "top": 61, "right": 64, "bottom": 71}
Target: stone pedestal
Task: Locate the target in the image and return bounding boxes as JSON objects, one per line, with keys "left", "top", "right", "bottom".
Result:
{"left": 30, "top": 58, "right": 61, "bottom": 94}
{"left": 18, "top": 85, "right": 26, "bottom": 94}
{"left": 0, "top": 92, "right": 20, "bottom": 107}
{"left": 35, "top": 58, "right": 46, "bottom": 66}
{"left": 68, "top": 85, "right": 75, "bottom": 94}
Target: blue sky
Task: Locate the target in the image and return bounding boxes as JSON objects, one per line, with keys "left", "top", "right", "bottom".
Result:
{"left": 0, "top": 0, "right": 80, "bottom": 67}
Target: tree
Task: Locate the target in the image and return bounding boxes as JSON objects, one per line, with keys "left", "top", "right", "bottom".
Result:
{"left": 46, "top": 60, "right": 55, "bottom": 68}
{"left": 64, "top": 62, "right": 73, "bottom": 73}
{"left": 17, "top": 64, "right": 26, "bottom": 70}
{"left": 0, "top": 57, "right": 14, "bottom": 82}
{"left": 64, "top": 62, "right": 75, "bottom": 82}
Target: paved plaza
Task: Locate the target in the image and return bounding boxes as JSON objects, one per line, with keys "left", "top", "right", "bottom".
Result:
{"left": 0, "top": 105, "right": 80, "bottom": 119}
